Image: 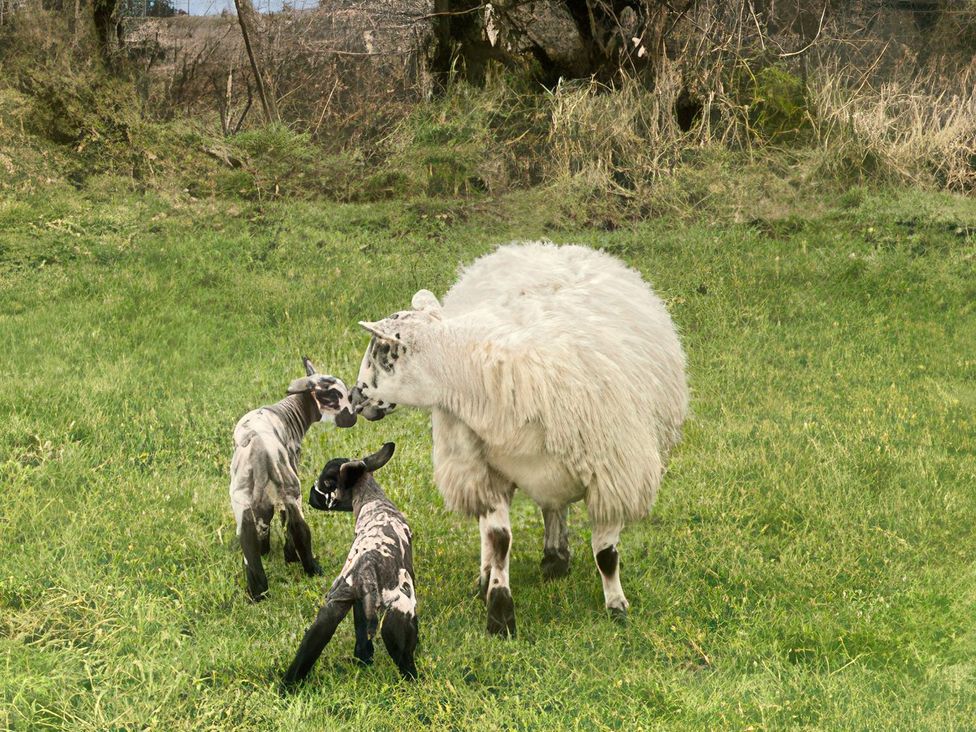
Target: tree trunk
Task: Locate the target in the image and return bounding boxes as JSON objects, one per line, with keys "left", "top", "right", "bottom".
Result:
{"left": 233, "top": 0, "right": 279, "bottom": 124}
{"left": 429, "top": 0, "right": 686, "bottom": 87}
{"left": 92, "top": 0, "right": 119, "bottom": 66}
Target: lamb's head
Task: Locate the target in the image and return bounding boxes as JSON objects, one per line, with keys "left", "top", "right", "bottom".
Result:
{"left": 287, "top": 356, "right": 357, "bottom": 428}
{"left": 351, "top": 290, "right": 443, "bottom": 421}
{"left": 308, "top": 442, "right": 395, "bottom": 512}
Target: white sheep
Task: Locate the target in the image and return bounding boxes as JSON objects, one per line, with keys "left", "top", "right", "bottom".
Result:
{"left": 350, "top": 242, "right": 688, "bottom": 634}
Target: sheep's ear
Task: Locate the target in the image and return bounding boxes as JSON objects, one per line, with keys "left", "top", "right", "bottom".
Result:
{"left": 338, "top": 460, "right": 367, "bottom": 490}
{"left": 302, "top": 355, "right": 317, "bottom": 376}
{"left": 286, "top": 377, "right": 312, "bottom": 394}
{"left": 412, "top": 289, "right": 442, "bottom": 317}
{"left": 358, "top": 321, "right": 401, "bottom": 343}
{"left": 362, "top": 442, "right": 395, "bottom": 473}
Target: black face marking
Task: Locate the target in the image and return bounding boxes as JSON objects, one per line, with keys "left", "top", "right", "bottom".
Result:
{"left": 313, "top": 387, "right": 342, "bottom": 411}
{"left": 595, "top": 546, "right": 619, "bottom": 577}
{"left": 309, "top": 457, "right": 350, "bottom": 511}
{"left": 372, "top": 341, "right": 400, "bottom": 373}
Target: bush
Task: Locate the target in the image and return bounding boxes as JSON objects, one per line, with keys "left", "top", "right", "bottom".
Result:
{"left": 741, "top": 65, "right": 812, "bottom": 142}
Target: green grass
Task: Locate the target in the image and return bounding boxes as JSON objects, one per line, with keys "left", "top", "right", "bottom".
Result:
{"left": 1, "top": 185, "right": 974, "bottom": 730}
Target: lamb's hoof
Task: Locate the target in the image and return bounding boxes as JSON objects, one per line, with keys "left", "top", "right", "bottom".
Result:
{"left": 486, "top": 587, "right": 516, "bottom": 638}
{"left": 305, "top": 560, "right": 324, "bottom": 577}
{"left": 354, "top": 641, "right": 374, "bottom": 666}
{"left": 540, "top": 550, "right": 571, "bottom": 580}
{"left": 246, "top": 588, "right": 268, "bottom": 603}
{"left": 278, "top": 678, "right": 299, "bottom": 696}
{"left": 607, "top": 606, "right": 628, "bottom": 625}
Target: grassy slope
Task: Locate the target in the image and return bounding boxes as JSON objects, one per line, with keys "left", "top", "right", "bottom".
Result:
{"left": 0, "top": 186, "right": 974, "bottom": 730}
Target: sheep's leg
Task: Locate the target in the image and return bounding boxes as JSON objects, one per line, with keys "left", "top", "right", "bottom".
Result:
{"left": 281, "top": 598, "right": 353, "bottom": 690}
{"left": 381, "top": 610, "right": 418, "bottom": 680}
{"left": 591, "top": 522, "right": 629, "bottom": 623}
{"left": 540, "top": 507, "right": 571, "bottom": 580}
{"left": 480, "top": 502, "right": 516, "bottom": 638}
{"left": 352, "top": 599, "right": 374, "bottom": 666}
{"left": 240, "top": 505, "right": 272, "bottom": 602}
{"left": 283, "top": 500, "right": 323, "bottom": 577}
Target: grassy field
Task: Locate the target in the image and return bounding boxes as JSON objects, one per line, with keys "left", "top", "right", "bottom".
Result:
{"left": 1, "top": 184, "right": 974, "bottom": 730}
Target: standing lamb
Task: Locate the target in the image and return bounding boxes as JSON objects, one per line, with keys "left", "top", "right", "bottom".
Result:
{"left": 282, "top": 442, "right": 418, "bottom": 688}
{"left": 349, "top": 242, "right": 688, "bottom": 635}
{"left": 229, "top": 356, "right": 357, "bottom": 602}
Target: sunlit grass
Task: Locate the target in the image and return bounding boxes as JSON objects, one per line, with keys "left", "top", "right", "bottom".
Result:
{"left": 1, "top": 187, "right": 974, "bottom": 730}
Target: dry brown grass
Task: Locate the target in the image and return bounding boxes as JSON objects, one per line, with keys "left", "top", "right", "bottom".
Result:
{"left": 807, "top": 60, "right": 976, "bottom": 192}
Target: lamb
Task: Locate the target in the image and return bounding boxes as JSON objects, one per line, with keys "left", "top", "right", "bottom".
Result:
{"left": 349, "top": 242, "right": 689, "bottom": 635}
{"left": 229, "top": 356, "right": 357, "bottom": 602}
{"left": 282, "top": 442, "right": 418, "bottom": 688}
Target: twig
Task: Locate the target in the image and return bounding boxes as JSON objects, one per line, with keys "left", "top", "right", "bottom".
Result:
{"left": 777, "top": 3, "right": 826, "bottom": 59}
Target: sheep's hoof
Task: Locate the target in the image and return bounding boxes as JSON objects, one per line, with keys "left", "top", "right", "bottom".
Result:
{"left": 305, "top": 560, "right": 324, "bottom": 577}
{"left": 486, "top": 587, "right": 516, "bottom": 638}
{"left": 607, "top": 606, "right": 628, "bottom": 625}
{"left": 540, "top": 550, "right": 571, "bottom": 580}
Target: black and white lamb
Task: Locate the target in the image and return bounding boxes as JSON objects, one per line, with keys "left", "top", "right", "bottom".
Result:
{"left": 282, "top": 442, "right": 418, "bottom": 687}
{"left": 229, "top": 356, "right": 357, "bottom": 602}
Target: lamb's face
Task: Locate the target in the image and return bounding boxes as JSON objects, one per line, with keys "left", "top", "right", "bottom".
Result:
{"left": 351, "top": 290, "right": 442, "bottom": 421}
{"left": 288, "top": 357, "right": 358, "bottom": 428}
{"left": 309, "top": 457, "right": 351, "bottom": 511}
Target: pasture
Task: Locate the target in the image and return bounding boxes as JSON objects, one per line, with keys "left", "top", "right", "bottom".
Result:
{"left": 1, "top": 186, "right": 974, "bottom": 730}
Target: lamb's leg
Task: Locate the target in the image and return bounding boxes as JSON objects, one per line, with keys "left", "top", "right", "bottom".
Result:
{"left": 381, "top": 610, "right": 418, "bottom": 680}
{"left": 283, "top": 500, "right": 323, "bottom": 577}
{"left": 240, "top": 506, "right": 272, "bottom": 602}
{"left": 282, "top": 510, "right": 299, "bottom": 563}
{"left": 591, "top": 522, "right": 629, "bottom": 623}
{"left": 541, "top": 507, "right": 571, "bottom": 580}
{"left": 480, "top": 502, "right": 516, "bottom": 638}
{"left": 281, "top": 598, "right": 353, "bottom": 690}
{"left": 353, "top": 599, "right": 374, "bottom": 666}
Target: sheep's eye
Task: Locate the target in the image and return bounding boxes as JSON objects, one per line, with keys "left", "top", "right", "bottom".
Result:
{"left": 372, "top": 341, "right": 397, "bottom": 373}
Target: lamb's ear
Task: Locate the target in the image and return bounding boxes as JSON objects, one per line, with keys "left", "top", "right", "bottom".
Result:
{"left": 338, "top": 460, "right": 367, "bottom": 490}
{"left": 286, "top": 377, "right": 312, "bottom": 394}
{"left": 412, "top": 289, "right": 442, "bottom": 318}
{"left": 302, "top": 355, "right": 317, "bottom": 376}
{"left": 362, "top": 442, "right": 395, "bottom": 473}
{"left": 358, "top": 321, "right": 401, "bottom": 342}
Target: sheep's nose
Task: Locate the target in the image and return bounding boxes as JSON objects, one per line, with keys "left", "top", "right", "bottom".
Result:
{"left": 349, "top": 385, "right": 366, "bottom": 410}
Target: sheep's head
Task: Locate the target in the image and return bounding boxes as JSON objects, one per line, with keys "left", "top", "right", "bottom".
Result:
{"left": 351, "top": 290, "right": 443, "bottom": 421}
{"left": 287, "top": 356, "right": 357, "bottom": 428}
{"left": 308, "top": 443, "right": 395, "bottom": 512}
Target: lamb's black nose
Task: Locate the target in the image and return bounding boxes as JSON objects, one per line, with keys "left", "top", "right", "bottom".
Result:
{"left": 335, "top": 408, "right": 357, "bottom": 428}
